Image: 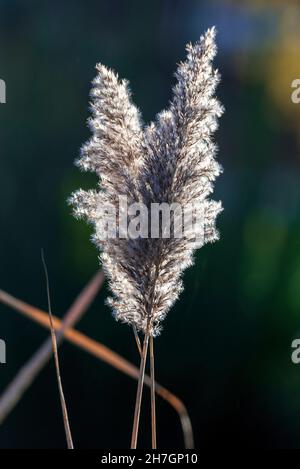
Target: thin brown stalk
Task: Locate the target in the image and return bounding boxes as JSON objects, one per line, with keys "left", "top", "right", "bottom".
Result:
{"left": 153, "top": 383, "right": 194, "bottom": 449}
{"left": 0, "top": 288, "right": 194, "bottom": 448}
{"left": 150, "top": 335, "right": 157, "bottom": 449}
{"left": 130, "top": 332, "right": 149, "bottom": 449}
{"left": 132, "top": 325, "right": 142, "bottom": 357}
{"left": 0, "top": 271, "right": 104, "bottom": 426}
{"left": 41, "top": 250, "right": 74, "bottom": 449}
{"left": 132, "top": 323, "right": 156, "bottom": 448}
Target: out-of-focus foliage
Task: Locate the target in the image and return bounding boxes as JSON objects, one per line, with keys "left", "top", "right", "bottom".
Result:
{"left": 228, "top": 0, "right": 299, "bottom": 8}
{"left": 265, "top": 7, "right": 300, "bottom": 132}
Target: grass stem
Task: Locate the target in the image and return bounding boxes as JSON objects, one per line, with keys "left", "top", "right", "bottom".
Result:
{"left": 0, "top": 287, "right": 194, "bottom": 448}
{"left": 41, "top": 250, "right": 74, "bottom": 449}
{"left": 130, "top": 332, "right": 149, "bottom": 449}
{"left": 150, "top": 335, "right": 157, "bottom": 449}
{"left": 132, "top": 325, "right": 142, "bottom": 357}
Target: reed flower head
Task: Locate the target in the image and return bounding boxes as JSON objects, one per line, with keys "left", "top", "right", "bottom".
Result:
{"left": 70, "top": 27, "right": 224, "bottom": 336}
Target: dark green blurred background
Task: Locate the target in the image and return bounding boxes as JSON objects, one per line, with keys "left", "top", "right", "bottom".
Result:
{"left": 1, "top": 0, "right": 300, "bottom": 449}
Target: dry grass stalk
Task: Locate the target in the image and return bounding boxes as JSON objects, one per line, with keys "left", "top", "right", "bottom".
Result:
{"left": 0, "top": 271, "right": 104, "bottom": 426}
{"left": 70, "top": 26, "right": 223, "bottom": 447}
{"left": 41, "top": 250, "right": 74, "bottom": 449}
{"left": 132, "top": 328, "right": 156, "bottom": 449}
{"left": 150, "top": 335, "right": 157, "bottom": 449}
{"left": 0, "top": 285, "right": 194, "bottom": 448}
{"left": 132, "top": 325, "right": 142, "bottom": 357}
{"left": 130, "top": 333, "right": 149, "bottom": 448}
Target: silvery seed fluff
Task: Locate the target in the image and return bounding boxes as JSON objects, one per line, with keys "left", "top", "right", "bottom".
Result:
{"left": 69, "top": 27, "right": 224, "bottom": 336}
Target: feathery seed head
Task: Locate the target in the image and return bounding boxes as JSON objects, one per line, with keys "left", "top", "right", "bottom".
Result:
{"left": 70, "top": 28, "right": 224, "bottom": 336}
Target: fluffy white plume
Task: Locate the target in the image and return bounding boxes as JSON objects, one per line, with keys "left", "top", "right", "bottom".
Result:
{"left": 70, "top": 27, "right": 224, "bottom": 336}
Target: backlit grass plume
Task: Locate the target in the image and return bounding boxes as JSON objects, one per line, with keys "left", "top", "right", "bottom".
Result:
{"left": 70, "top": 27, "right": 223, "bottom": 338}
{"left": 70, "top": 26, "right": 223, "bottom": 449}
